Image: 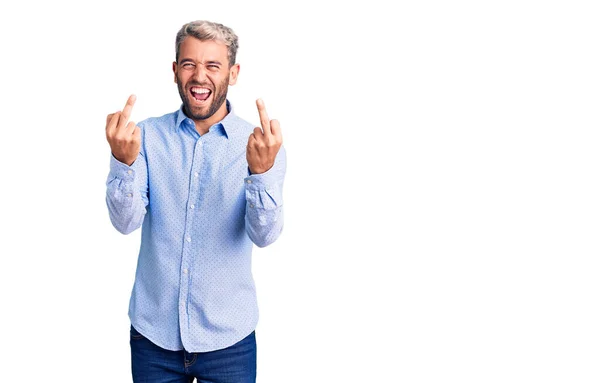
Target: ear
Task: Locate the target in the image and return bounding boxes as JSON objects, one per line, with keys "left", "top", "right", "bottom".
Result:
{"left": 172, "top": 61, "right": 178, "bottom": 83}
{"left": 228, "top": 64, "right": 240, "bottom": 86}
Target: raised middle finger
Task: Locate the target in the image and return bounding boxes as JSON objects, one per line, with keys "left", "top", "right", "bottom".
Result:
{"left": 118, "top": 94, "right": 137, "bottom": 129}
{"left": 256, "top": 98, "right": 272, "bottom": 136}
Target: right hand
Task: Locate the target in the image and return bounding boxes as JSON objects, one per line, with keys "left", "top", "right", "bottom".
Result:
{"left": 106, "top": 94, "right": 141, "bottom": 166}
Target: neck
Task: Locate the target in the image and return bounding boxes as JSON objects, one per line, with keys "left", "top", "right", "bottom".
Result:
{"left": 190, "top": 101, "right": 228, "bottom": 135}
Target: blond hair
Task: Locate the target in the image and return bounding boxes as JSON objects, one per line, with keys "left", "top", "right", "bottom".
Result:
{"left": 175, "top": 20, "right": 239, "bottom": 67}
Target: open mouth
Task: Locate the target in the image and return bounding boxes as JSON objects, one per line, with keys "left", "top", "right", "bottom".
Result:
{"left": 190, "top": 86, "right": 212, "bottom": 103}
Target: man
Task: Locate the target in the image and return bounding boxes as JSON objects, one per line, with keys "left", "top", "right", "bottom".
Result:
{"left": 105, "top": 20, "right": 285, "bottom": 383}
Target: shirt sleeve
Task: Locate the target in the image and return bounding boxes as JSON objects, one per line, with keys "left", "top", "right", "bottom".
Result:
{"left": 105, "top": 132, "right": 149, "bottom": 235}
{"left": 244, "top": 145, "right": 286, "bottom": 247}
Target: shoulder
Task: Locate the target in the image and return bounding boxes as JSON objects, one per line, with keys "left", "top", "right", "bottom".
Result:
{"left": 225, "top": 113, "right": 257, "bottom": 141}
{"left": 229, "top": 113, "right": 255, "bottom": 130}
{"left": 137, "top": 110, "right": 179, "bottom": 131}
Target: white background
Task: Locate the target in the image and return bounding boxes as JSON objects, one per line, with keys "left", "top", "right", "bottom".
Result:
{"left": 0, "top": 0, "right": 599, "bottom": 382}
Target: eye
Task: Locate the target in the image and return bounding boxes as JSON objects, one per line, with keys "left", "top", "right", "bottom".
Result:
{"left": 207, "top": 64, "right": 220, "bottom": 71}
{"left": 182, "top": 63, "right": 195, "bottom": 69}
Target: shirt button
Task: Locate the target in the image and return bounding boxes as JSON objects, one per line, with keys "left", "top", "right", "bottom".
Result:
{"left": 194, "top": 172, "right": 199, "bottom": 178}
{"left": 127, "top": 193, "right": 133, "bottom": 197}
{"left": 186, "top": 236, "right": 191, "bottom": 242}
{"left": 127, "top": 170, "right": 132, "bottom": 175}
{"left": 190, "top": 204, "right": 195, "bottom": 209}
{"left": 246, "top": 179, "right": 252, "bottom": 184}
{"left": 249, "top": 204, "right": 255, "bottom": 208}
{"left": 183, "top": 268, "right": 188, "bottom": 274}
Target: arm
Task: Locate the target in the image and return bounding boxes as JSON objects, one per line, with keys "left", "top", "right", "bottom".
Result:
{"left": 244, "top": 99, "right": 286, "bottom": 247}
{"left": 104, "top": 95, "right": 148, "bottom": 234}
{"left": 244, "top": 146, "right": 286, "bottom": 247}
{"left": 105, "top": 151, "right": 149, "bottom": 234}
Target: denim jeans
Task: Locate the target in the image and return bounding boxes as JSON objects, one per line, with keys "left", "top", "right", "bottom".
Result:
{"left": 130, "top": 325, "right": 257, "bottom": 383}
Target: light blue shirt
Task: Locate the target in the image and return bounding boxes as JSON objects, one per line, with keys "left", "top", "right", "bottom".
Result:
{"left": 106, "top": 101, "right": 286, "bottom": 352}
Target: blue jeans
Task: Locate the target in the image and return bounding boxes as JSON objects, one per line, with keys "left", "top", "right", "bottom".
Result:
{"left": 130, "top": 325, "right": 257, "bottom": 383}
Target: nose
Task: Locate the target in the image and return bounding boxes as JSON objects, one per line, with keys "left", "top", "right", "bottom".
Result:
{"left": 192, "top": 64, "right": 208, "bottom": 82}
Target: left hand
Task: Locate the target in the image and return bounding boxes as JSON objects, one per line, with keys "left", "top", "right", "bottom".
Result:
{"left": 247, "top": 99, "right": 283, "bottom": 174}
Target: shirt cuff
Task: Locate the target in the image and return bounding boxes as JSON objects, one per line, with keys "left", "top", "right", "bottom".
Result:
{"left": 109, "top": 155, "right": 136, "bottom": 182}
{"left": 244, "top": 166, "right": 283, "bottom": 210}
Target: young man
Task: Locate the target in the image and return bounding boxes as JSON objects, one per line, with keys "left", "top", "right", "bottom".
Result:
{"left": 105, "top": 20, "right": 286, "bottom": 383}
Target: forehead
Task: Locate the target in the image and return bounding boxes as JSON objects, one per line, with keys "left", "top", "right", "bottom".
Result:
{"left": 178, "top": 37, "right": 228, "bottom": 62}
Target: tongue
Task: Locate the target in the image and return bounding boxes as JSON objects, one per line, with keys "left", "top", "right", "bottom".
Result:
{"left": 194, "top": 91, "right": 210, "bottom": 101}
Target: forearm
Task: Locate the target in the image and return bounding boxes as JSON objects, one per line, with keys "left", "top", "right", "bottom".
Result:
{"left": 245, "top": 201, "right": 284, "bottom": 248}
{"left": 244, "top": 146, "right": 286, "bottom": 247}
{"left": 105, "top": 155, "right": 148, "bottom": 234}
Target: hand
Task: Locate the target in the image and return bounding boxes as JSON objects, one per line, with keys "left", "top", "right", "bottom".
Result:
{"left": 246, "top": 99, "right": 283, "bottom": 174}
{"left": 105, "top": 94, "right": 141, "bottom": 166}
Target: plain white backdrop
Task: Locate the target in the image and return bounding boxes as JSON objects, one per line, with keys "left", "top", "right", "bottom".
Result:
{"left": 1, "top": 0, "right": 599, "bottom": 381}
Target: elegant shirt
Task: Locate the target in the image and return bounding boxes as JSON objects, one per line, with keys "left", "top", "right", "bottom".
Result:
{"left": 106, "top": 101, "right": 286, "bottom": 352}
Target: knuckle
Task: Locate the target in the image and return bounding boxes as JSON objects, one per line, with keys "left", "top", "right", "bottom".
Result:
{"left": 116, "top": 135, "right": 128, "bottom": 144}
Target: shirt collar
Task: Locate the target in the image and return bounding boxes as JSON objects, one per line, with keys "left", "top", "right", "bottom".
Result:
{"left": 175, "top": 100, "right": 243, "bottom": 139}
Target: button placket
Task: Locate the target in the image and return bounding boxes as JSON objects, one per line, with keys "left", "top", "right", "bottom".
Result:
{"left": 179, "top": 138, "right": 204, "bottom": 341}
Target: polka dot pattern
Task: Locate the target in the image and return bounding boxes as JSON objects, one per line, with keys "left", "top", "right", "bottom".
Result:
{"left": 105, "top": 101, "right": 286, "bottom": 352}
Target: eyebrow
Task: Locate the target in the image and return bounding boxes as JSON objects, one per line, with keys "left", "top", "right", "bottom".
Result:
{"left": 179, "top": 58, "right": 223, "bottom": 66}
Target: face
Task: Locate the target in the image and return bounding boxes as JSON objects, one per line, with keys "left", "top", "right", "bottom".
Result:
{"left": 173, "top": 37, "right": 239, "bottom": 121}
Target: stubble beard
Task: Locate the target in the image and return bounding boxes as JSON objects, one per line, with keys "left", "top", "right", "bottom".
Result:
{"left": 177, "top": 75, "right": 230, "bottom": 121}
